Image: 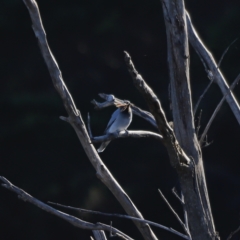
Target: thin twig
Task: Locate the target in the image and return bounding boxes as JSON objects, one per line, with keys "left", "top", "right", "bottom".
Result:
{"left": 49, "top": 202, "right": 190, "bottom": 240}
{"left": 217, "top": 38, "right": 238, "bottom": 69}
{"left": 196, "top": 110, "right": 202, "bottom": 137}
{"left": 172, "top": 187, "right": 184, "bottom": 205}
{"left": 91, "top": 130, "right": 163, "bottom": 143}
{"left": 181, "top": 192, "right": 189, "bottom": 234}
{"left": 158, "top": 189, "right": 189, "bottom": 236}
{"left": 194, "top": 80, "right": 214, "bottom": 116}
{"left": 226, "top": 225, "right": 240, "bottom": 240}
{"left": 0, "top": 176, "right": 133, "bottom": 240}
{"left": 200, "top": 73, "right": 240, "bottom": 145}
{"left": 87, "top": 113, "right": 93, "bottom": 139}
{"left": 187, "top": 12, "right": 240, "bottom": 125}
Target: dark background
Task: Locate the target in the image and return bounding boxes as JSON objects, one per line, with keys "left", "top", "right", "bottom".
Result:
{"left": 1, "top": 0, "right": 240, "bottom": 239}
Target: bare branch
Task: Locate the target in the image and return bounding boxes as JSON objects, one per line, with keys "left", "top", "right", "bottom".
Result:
{"left": 49, "top": 202, "right": 190, "bottom": 240}
{"left": 194, "top": 80, "right": 214, "bottom": 116}
{"left": 91, "top": 130, "right": 163, "bottom": 143}
{"left": 172, "top": 187, "right": 184, "bottom": 205}
{"left": 200, "top": 73, "right": 240, "bottom": 145}
{"left": 87, "top": 113, "right": 93, "bottom": 139}
{"left": 22, "top": 1, "right": 158, "bottom": 239}
{"left": 187, "top": 12, "right": 240, "bottom": 125}
{"left": 194, "top": 37, "right": 238, "bottom": 119}
{"left": 92, "top": 230, "right": 107, "bottom": 240}
{"left": 217, "top": 38, "right": 238, "bottom": 69}
{"left": 158, "top": 189, "right": 190, "bottom": 237}
{"left": 196, "top": 110, "right": 202, "bottom": 138}
{"left": 0, "top": 176, "right": 133, "bottom": 240}
{"left": 226, "top": 225, "right": 240, "bottom": 240}
{"left": 124, "top": 51, "right": 171, "bottom": 137}
{"left": 89, "top": 101, "right": 162, "bottom": 142}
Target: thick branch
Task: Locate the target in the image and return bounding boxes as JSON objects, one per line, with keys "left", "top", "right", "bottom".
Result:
{"left": 124, "top": 51, "right": 191, "bottom": 169}
{"left": 0, "top": 177, "right": 133, "bottom": 240}
{"left": 22, "top": 1, "right": 157, "bottom": 240}
{"left": 161, "top": 2, "right": 218, "bottom": 240}
{"left": 186, "top": 12, "right": 240, "bottom": 125}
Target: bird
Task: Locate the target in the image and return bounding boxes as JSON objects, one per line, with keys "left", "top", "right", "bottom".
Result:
{"left": 97, "top": 102, "right": 132, "bottom": 153}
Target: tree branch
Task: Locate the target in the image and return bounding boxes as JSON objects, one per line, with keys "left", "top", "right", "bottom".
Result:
{"left": 194, "top": 80, "right": 214, "bottom": 116}
{"left": 217, "top": 38, "right": 238, "bottom": 69}
{"left": 186, "top": 12, "right": 240, "bottom": 125}
{"left": 226, "top": 225, "right": 240, "bottom": 240}
{"left": 91, "top": 130, "right": 163, "bottom": 143}
{"left": 158, "top": 189, "right": 191, "bottom": 238}
{"left": 22, "top": 1, "right": 158, "bottom": 239}
{"left": 199, "top": 73, "right": 240, "bottom": 145}
{"left": 92, "top": 230, "right": 107, "bottom": 240}
{"left": 49, "top": 202, "right": 190, "bottom": 240}
{"left": 0, "top": 176, "right": 133, "bottom": 240}
{"left": 162, "top": 2, "right": 218, "bottom": 239}
{"left": 87, "top": 111, "right": 162, "bottom": 142}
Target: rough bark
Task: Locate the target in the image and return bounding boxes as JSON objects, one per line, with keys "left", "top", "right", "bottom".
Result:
{"left": 22, "top": 1, "right": 158, "bottom": 240}
{"left": 161, "top": 1, "right": 219, "bottom": 240}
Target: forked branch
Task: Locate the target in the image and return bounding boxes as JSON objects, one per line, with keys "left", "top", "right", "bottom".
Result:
{"left": 49, "top": 202, "right": 190, "bottom": 239}
{"left": 22, "top": 1, "right": 158, "bottom": 239}
{"left": 0, "top": 177, "right": 133, "bottom": 240}
{"left": 187, "top": 12, "right": 240, "bottom": 125}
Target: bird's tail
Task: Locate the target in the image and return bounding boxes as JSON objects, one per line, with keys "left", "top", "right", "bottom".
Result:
{"left": 97, "top": 141, "right": 111, "bottom": 153}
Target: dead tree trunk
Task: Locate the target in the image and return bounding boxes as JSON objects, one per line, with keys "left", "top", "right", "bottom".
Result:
{"left": 161, "top": 1, "right": 219, "bottom": 239}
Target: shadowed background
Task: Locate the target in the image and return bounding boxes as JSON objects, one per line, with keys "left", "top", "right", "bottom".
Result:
{"left": 1, "top": 0, "right": 240, "bottom": 239}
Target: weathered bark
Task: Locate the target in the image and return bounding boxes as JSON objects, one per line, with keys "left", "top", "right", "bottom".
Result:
{"left": 22, "top": 1, "right": 158, "bottom": 240}
{"left": 186, "top": 12, "right": 240, "bottom": 125}
{"left": 161, "top": 1, "right": 219, "bottom": 239}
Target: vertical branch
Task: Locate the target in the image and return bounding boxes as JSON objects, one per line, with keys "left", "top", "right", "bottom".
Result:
{"left": 161, "top": 0, "right": 195, "bottom": 154}
{"left": 161, "top": 1, "right": 218, "bottom": 240}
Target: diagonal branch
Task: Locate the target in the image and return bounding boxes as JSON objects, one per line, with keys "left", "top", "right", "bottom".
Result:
{"left": 226, "top": 225, "right": 240, "bottom": 240}
{"left": 158, "top": 189, "right": 191, "bottom": 238}
{"left": 124, "top": 51, "right": 191, "bottom": 169}
{"left": 217, "top": 38, "right": 238, "bottom": 69}
{"left": 49, "top": 202, "right": 190, "bottom": 240}
{"left": 92, "top": 230, "right": 107, "bottom": 240}
{"left": 194, "top": 80, "right": 214, "bottom": 116}
{"left": 199, "top": 73, "right": 240, "bottom": 145}
{"left": 124, "top": 51, "right": 172, "bottom": 139}
{"left": 22, "top": 1, "right": 158, "bottom": 239}
{"left": 0, "top": 177, "right": 133, "bottom": 240}
{"left": 186, "top": 12, "right": 240, "bottom": 125}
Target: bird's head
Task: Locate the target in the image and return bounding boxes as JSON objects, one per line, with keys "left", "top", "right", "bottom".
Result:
{"left": 115, "top": 100, "right": 131, "bottom": 112}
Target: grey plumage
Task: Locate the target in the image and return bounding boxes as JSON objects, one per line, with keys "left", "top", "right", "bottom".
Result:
{"left": 97, "top": 103, "right": 132, "bottom": 153}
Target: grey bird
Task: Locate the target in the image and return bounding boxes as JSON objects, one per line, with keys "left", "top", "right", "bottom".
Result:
{"left": 97, "top": 102, "right": 132, "bottom": 153}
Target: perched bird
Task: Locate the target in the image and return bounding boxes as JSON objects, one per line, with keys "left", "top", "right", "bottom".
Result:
{"left": 97, "top": 102, "right": 132, "bottom": 153}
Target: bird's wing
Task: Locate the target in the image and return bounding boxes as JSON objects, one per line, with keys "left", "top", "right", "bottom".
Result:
{"left": 104, "top": 108, "right": 120, "bottom": 133}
